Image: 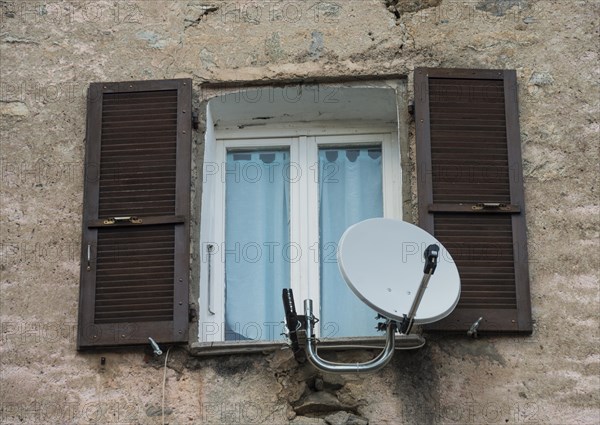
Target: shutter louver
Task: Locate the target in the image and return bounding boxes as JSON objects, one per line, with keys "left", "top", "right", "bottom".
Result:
{"left": 415, "top": 68, "right": 532, "bottom": 333}
{"left": 77, "top": 80, "right": 192, "bottom": 349}
{"left": 94, "top": 225, "right": 175, "bottom": 324}
{"left": 99, "top": 90, "right": 178, "bottom": 218}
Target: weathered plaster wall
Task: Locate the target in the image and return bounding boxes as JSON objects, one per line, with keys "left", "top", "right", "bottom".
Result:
{"left": 1, "top": 1, "right": 598, "bottom": 424}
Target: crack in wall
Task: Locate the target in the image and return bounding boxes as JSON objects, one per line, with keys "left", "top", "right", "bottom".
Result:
{"left": 184, "top": 4, "right": 219, "bottom": 29}
{"left": 383, "top": 0, "right": 443, "bottom": 19}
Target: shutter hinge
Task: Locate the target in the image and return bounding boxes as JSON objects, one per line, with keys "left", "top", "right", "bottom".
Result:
{"left": 192, "top": 111, "right": 200, "bottom": 130}
{"left": 188, "top": 303, "right": 198, "bottom": 323}
{"left": 408, "top": 100, "right": 415, "bottom": 116}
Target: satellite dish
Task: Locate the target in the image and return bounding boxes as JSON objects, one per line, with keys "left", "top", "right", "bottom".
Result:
{"left": 281, "top": 218, "right": 461, "bottom": 374}
{"left": 337, "top": 218, "right": 460, "bottom": 324}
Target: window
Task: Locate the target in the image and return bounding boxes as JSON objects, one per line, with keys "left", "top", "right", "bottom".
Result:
{"left": 198, "top": 84, "right": 404, "bottom": 343}
{"left": 76, "top": 70, "right": 531, "bottom": 350}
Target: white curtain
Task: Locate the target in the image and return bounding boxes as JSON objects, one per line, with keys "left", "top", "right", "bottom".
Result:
{"left": 319, "top": 147, "right": 383, "bottom": 337}
{"left": 225, "top": 150, "right": 289, "bottom": 341}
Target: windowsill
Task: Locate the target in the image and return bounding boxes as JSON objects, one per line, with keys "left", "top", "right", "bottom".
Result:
{"left": 189, "top": 334, "right": 425, "bottom": 357}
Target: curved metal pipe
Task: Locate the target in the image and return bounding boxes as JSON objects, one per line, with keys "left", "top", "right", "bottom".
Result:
{"left": 303, "top": 299, "right": 397, "bottom": 373}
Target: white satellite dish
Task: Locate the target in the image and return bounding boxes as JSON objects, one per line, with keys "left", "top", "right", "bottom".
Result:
{"left": 282, "top": 218, "right": 461, "bottom": 374}
{"left": 338, "top": 218, "right": 460, "bottom": 324}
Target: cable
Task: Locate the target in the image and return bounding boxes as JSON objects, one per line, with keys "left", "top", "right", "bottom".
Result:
{"left": 162, "top": 347, "right": 171, "bottom": 425}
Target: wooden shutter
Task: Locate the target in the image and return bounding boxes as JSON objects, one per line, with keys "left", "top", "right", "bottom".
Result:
{"left": 77, "top": 79, "right": 192, "bottom": 349}
{"left": 415, "top": 68, "right": 532, "bottom": 333}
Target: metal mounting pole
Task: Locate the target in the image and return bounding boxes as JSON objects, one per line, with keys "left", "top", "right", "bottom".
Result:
{"left": 302, "top": 299, "right": 397, "bottom": 374}
{"left": 398, "top": 244, "right": 440, "bottom": 335}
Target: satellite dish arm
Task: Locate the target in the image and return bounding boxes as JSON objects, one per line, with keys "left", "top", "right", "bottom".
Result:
{"left": 399, "top": 243, "right": 440, "bottom": 334}
{"left": 302, "top": 299, "right": 397, "bottom": 374}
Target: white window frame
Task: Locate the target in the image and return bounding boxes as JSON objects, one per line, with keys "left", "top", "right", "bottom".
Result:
{"left": 199, "top": 123, "right": 402, "bottom": 343}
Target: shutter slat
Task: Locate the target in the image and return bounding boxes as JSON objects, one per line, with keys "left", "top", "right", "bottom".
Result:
{"left": 100, "top": 159, "right": 176, "bottom": 168}
{"left": 102, "top": 145, "right": 176, "bottom": 154}
{"left": 97, "top": 287, "right": 174, "bottom": 296}
{"left": 102, "top": 140, "right": 177, "bottom": 149}
{"left": 95, "top": 277, "right": 174, "bottom": 286}
{"left": 102, "top": 123, "right": 178, "bottom": 132}
{"left": 430, "top": 105, "right": 506, "bottom": 112}
{"left": 431, "top": 115, "right": 507, "bottom": 122}
{"left": 100, "top": 135, "right": 179, "bottom": 143}
{"left": 99, "top": 191, "right": 175, "bottom": 201}
{"left": 95, "top": 312, "right": 173, "bottom": 323}
{"left": 415, "top": 68, "right": 532, "bottom": 333}
{"left": 428, "top": 135, "right": 509, "bottom": 142}
{"left": 103, "top": 90, "right": 178, "bottom": 99}
{"left": 78, "top": 79, "right": 191, "bottom": 349}
{"left": 100, "top": 112, "right": 178, "bottom": 121}
{"left": 103, "top": 93, "right": 177, "bottom": 101}
{"left": 100, "top": 185, "right": 176, "bottom": 194}
{"left": 102, "top": 101, "right": 179, "bottom": 109}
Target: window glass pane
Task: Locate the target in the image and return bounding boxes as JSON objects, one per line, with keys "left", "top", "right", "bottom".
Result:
{"left": 225, "top": 149, "right": 290, "bottom": 341}
{"left": 319, "top": 146, "right": 383, "bottom": 337}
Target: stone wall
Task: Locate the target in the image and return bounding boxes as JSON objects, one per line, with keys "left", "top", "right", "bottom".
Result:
{"left": 1, "top": 1, "right": 598, "bottom": 424}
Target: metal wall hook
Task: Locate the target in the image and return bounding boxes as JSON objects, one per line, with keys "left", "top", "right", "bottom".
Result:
{"left": 148, "top": 337, "right": 163, "bottom": 356}
{"left": 467, "top": 317, "right": 483, "bottom": 338}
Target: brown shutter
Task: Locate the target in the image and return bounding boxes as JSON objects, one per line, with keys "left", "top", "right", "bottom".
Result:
{"left": 415, "top": 68, "right": 532, "bottom": 333}
{"left": 77, "top": 79, "right": 192, "bottom": 348}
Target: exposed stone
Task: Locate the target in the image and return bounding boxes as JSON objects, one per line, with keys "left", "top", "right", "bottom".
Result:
{"left": 309, "top": 31, "right": 324, "bottom": 60}
{"left": 212, "top": 355, "right": 256, "bottom": 376}
{"left": 288, "top": 381, "right": 308, "bottom": 404}
{"left": 135, "top": 30, "right": 168, "bottom": 49}
{"left": 145, "top": 405, "right": 173, "bottom": 417}
{"left": 335, "top": 385, "right": 364, "bottom": 410}
{"left": 325, "top": 411, "right": 369, "bottom": 425}
{"left": 314, "top": 376, "right": 325, "bottom": 391}
{"left": 291, "top": 416, "right": 328, "bottom": 425}
{"left": 321, "top": 373, "right": 346, "bottom": 391}
{"left": 325, "top": 411, "right": 350, "bottom": 425}
{"left": 529, "top": 71, "right": 554, "bottom": 86}
{"left": 200, "top": 48, "right": 217, "bottom": 69}
{"left": 287, "top": 405, "right": 297, "bottom": 420}
{"left": 268, "top": 347, "right": 297, "bottom": 371}
{"left": 346, "top": 414, "right": 369, "bottom": 425}
{"left": 319, "top": 2, "right": 342, "bottom": 17}
{"left": 166, "top": 349, "right": 187, "bottom": 374}
{"left": 476, "top": 0, "right": 528, "bottom": 17}
{"left": 295, "top": 363, "right": 318, "bottom": 382}
{"left": 0, "top": 101, "right": 29, "bottom": 117}
{"left": 2, "top": 35, "right": 39, "bottom": 44}
{"left": 265, "top": 32, "right": 285, "bottom": 62}
{"left": 293, "top": 391, "right": 355, "bottom": 415}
